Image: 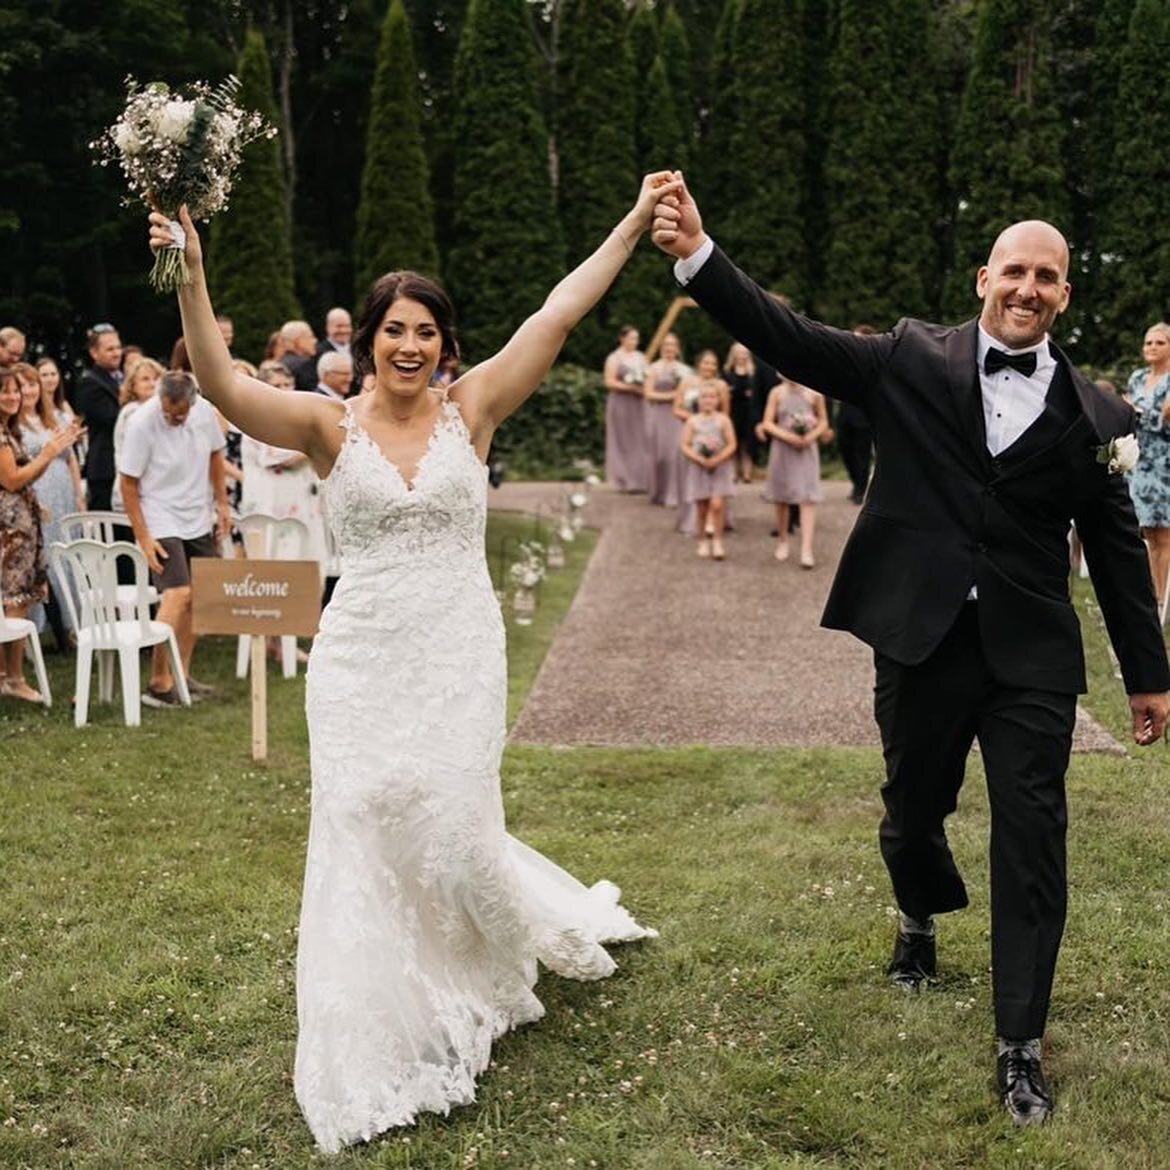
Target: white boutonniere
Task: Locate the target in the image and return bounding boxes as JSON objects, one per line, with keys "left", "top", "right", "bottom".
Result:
{"left": 1096, "top": 434, "right": 1139, "bottom": 475}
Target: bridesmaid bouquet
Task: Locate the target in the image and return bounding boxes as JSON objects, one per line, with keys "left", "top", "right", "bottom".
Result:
{"left": 91, "top": 76, "right": 276, "bottom": 292}
{"left": 790, "top": 415, "right": 812, "bottom": 436}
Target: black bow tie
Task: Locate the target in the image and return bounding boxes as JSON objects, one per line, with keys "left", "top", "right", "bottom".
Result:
{"left": 984, "top": 347, "right": 1038, "bottom": 377}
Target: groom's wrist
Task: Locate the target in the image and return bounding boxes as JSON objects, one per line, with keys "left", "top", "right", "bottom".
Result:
{"left": 674, "top": 236, "right": 714, "bottom": 286}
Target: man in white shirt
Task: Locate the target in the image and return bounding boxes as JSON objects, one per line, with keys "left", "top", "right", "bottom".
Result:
{"left": 119, "top": 371, "right": 230, "bottom": 707}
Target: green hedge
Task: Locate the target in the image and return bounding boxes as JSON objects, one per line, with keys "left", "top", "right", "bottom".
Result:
{"left": 492, "top": 363, "right": 606, "bottom": 479}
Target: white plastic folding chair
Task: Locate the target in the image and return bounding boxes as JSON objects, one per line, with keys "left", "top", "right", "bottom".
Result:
{"left": 0, "top": 579, "right": 51, "bottom": 708}
{"left": 50, "top": 540, "right": 191, "bottom": 728}
{"left": 233, "top": 513, "right": 313, "bottom": 681}
{"left": 59, "top": 510, "right": 130, "bottom": 544}
{"left": 58, "top": 510, "right": 159, "bottom": 616}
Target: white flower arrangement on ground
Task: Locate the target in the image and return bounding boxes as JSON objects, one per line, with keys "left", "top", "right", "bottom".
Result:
{"left": 509, "top": 542, "right": 546, "bottom": 590}
{"left": 91, "top": 76, "right": 276, "bottom": 292}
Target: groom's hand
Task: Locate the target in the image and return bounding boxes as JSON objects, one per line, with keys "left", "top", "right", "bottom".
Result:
{"left": 1129, "top": 691, "right": 1170, "bottom": 745}
{"left": 652, "top": 170, "right": 707, "bottom": 260}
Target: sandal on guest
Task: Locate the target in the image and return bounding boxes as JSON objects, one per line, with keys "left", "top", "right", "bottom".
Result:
{"left": 1, "top": 678, "right": 43, "bottom": 703}
{"left": 712, "top": 539, "right": 726, "bottom": 561}
{"left": 774, "top": 542, "right": 790, "bottom": 562}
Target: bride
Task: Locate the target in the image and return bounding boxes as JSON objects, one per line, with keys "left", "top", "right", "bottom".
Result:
{"left": 149, "top": 171, "right": 676, "bottom": 1153}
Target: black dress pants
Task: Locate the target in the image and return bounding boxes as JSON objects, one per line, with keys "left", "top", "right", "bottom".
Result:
{"left": 86, "top": 477, "right": 113, "bottom": 512}
{"left": 836, "top": 419, "right": 872, "bottom": 500}
{"left": 874, "top": 603, "right": 1076, "bottom": 1039}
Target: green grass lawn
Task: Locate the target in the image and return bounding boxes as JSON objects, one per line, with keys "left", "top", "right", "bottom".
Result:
{"left": 2, "top": 519, "right": 1169, "bottom": 1169}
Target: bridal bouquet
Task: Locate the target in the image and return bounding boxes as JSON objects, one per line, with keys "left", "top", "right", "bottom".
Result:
{"left": 91, "top": 76, "right": 276, "bottom": 292}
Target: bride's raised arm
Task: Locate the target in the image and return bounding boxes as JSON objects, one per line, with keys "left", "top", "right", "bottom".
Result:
{"left": 453, "top": 171, "right": 681, "bottom": 438}
{"left": 148, "top": 207, "right": 339, "bottom": 475}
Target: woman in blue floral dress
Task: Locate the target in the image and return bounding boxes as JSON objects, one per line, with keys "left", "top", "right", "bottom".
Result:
{"left": 1125, "top": 322, "right": 1170, "bottom": 616}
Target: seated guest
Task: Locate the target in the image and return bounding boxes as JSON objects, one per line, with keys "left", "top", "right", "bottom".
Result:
{"left": 278, "top": 320, "right": 320, "bottom": 391}
{"left": 313, "top": 350, "right": 354, "bottom": 403}
{"left": 118, "top": 371, "right": 230, "bottom": 707}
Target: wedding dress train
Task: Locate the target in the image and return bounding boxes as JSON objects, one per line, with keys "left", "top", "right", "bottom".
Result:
{"left": 294, "top": 394, "right": 655, "bottom": 1152}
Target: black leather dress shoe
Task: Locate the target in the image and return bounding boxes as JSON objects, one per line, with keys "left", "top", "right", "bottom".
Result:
{"left": 887, "top": 929, "right": 936, "bottom": 989}
{"left": 997, "top": 1046, "right": 1052, "bottom": 1126}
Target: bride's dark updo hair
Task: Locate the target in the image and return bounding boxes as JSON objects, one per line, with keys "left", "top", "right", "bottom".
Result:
{"left": 352, "top": 271, "right": 460, "bottom": 375}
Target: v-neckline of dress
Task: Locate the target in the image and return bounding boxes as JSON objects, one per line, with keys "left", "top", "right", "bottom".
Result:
{"left": 350, "top": 397, "right": 449, "bottom": 493}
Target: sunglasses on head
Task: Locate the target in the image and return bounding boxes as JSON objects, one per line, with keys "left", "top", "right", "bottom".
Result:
{"left": 91, "top": 323, "right": 116, "bottom": 334}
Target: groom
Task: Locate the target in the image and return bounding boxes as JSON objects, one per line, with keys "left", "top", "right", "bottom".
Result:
{"left": 652, "top": 179, "right": 1170, "bottom": 1125}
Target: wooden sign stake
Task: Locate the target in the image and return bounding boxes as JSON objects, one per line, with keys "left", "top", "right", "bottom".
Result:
{"left": 250, "top": 634, "right": 268, "bottom": 761}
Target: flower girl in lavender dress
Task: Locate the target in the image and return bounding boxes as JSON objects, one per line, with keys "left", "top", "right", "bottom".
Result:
{"left": 680, "top": 382, "right": 737, "bottom": 560}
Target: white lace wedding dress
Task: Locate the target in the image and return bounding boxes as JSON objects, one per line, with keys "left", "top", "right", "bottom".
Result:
{"left": 294, "top": 394, "right": 656, "bottom": 1153}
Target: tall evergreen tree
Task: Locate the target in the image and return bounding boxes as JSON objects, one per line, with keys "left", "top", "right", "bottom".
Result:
{"left": 819, "top": 0, "right": 940, "bottom": 328}
{"left": 659, "top": 4, "right": 694, "bottom": 154}
{"left": 1096, "top": 0, "right": 1170, "bottom": 361}
{"left": 207, "top": 28, "right": 300, "bottom": 364}
{"left": 943, "top": 0, "right": 1070, "bottom": 325}
{"left": 555, "top": 0, "right": 640, "bottom": 363}
{"left": 629, "top": 3, "right": 660, "bottom": 169}
{"left": 353, "top": 0, "right": 439, "bottom": 298}
{"left": 694, "top": 0, "right": 740, "bottom": 219}
{"left": 447, "top": 0, "right": 563, "bottom": 362}
{"left": 721, "top": 0, "right": 807, "bottom": 302}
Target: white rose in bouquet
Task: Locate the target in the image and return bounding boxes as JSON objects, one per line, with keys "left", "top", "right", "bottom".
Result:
{"left": 157, "top": 100, "right": 195, "bottom": 143}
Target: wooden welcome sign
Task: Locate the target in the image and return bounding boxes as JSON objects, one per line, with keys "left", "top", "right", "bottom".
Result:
{"left": 191, "top": 558, "right": 321, "bottom": 637}
{"left": 191, "top": 558, "right": 322, "bottom": 761}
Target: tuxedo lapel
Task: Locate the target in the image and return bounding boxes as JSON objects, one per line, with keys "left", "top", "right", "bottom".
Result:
{"left": 943, "top": 320, "right": 991, "bottom": 475}
{"left": 993, "top": 360, "right": 1095, "bottom": 483}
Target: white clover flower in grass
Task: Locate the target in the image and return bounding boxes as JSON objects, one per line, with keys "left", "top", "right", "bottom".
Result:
{"left": 91, "top": 75, "right": 276, "bottom": 293}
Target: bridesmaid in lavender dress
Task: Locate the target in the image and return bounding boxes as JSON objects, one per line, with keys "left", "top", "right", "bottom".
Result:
{"left": 759, "top": 378, "right": 828, "bottom": 568}
{"left": 643, "top": 332, "right": 689, "bottom": 506}
{"left": 603, "top": 325, "right": 648, "bottom": 492}
{"left": 680, "top": 382, "right": 736, "bottom": 560}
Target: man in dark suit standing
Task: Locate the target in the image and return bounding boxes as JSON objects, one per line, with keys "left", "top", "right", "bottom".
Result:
{"left": 652, "top": 179, "right": 1170, "bottom": 1125}
{"left": 74, "top": 323, "right": 124, "bottom": 511}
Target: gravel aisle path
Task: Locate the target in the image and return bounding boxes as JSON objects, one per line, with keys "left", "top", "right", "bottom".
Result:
{"left": 491, "top": 480, "right": 1124, "bottom": 755}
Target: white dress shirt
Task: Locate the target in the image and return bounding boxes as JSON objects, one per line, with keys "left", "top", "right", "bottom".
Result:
{"left": 976, "top": 326, "right": 1055, "bottom": 456}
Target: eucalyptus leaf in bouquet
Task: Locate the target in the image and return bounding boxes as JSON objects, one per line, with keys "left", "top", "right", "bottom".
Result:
{"left": 91, "top": 76, "right": 276, "bottom": 293}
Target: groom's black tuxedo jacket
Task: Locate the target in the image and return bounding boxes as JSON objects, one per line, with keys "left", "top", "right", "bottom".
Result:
{"left": 687, "top": 244, "right": 1170, "bottom": 696}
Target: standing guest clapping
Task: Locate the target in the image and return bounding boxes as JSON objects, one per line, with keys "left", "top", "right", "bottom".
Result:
{"left": 1124, "top": 322, "right": 1170, "bottom": 615}
{"left": 681, "top": 382, "right": 736, "bottom": 559}
{"left": 17, "top": 362, "right": 85, "bottom": 650}
{"left": 643, "top": 331, "right": 688, "bottom": 506}
{"left": 759, "top": 377, "right": 828, "bottom": 568}
{"left": 0, "top": 367, "right": 83, "bottom": 699}
{"left": 603, "top": 324, "right": 648, "bottom": 492}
